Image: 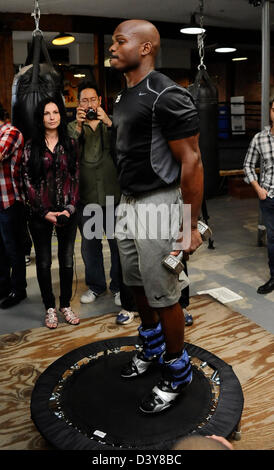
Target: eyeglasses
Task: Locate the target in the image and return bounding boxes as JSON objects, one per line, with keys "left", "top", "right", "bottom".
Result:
{"left": 80, "top": 98, "right": 98, "bottom": 104}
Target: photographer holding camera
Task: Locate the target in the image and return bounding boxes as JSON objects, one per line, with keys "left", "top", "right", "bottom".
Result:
{"left": 74, "top": 84, "right": 112, "bottom": 133}
{"left": 22, "top": 97, "right": 80, "bottom": 329}
{"left": 68, "top": 82, "right": 137, "bottom": 324}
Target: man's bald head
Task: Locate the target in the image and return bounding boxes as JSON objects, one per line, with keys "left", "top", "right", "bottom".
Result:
{"left": 109, "top": 19, "right": 161, "bottom": 74}
{"left": 115, "top": 19, "right": 160, "bottom": 58}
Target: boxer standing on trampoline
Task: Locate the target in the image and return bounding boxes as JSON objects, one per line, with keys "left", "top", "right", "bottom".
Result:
{"left": 110, "top": 20, "right": 204, "bottom": 413}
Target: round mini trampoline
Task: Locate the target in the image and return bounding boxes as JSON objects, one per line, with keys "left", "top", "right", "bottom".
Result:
{"left": 31, "top": 337, "right": 244, "bottom": 450}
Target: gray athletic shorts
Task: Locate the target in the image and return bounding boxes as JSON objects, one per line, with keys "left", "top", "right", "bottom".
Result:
{"left": 115, "top": 186, "right": 185, "bottom": 308}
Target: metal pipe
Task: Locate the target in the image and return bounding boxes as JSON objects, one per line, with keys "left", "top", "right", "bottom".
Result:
{"left": 257, "top": 0, "right": 270, "bottom": 246}
{"left": 261, "top": 0, "right": 270, "bottom": 128}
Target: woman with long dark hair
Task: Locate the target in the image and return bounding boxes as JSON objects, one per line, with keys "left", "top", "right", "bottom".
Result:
{"left": 22, "top": 97, "right": 80, "bottom": 328}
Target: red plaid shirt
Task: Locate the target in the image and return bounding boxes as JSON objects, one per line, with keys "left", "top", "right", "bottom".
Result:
{"left": 0, "top": 123, "right": 24, "bottom": 210}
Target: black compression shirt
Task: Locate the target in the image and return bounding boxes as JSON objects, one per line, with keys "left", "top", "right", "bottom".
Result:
{"left": 112, "top": 70, "right": 199, "bottom": 196}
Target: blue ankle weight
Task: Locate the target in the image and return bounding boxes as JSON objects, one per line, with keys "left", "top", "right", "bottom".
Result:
{"left": 138, "top": 323, "right": 166, "bottom": 359}
{"left": 160, "top": 349, "right": 192, "bottom": 388}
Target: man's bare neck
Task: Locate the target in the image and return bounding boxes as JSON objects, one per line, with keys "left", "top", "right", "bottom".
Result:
{"left": 125, "top": 66, "right": 154, "bottom": 88}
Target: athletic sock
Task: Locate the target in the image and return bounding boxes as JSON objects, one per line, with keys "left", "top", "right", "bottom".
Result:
{"left": 164, "top": 351, "right": 183, "bottom": 362}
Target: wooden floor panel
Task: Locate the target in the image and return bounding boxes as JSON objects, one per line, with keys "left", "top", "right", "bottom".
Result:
{"left": 0, "top": 294, "right": 273, "bottom": 450}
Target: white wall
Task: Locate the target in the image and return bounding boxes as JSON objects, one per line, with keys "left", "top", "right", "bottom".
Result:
{"left": 66, "top": 41, "right": 94, "bottom": 65}
{"left": 13, "top": 40, "right": 28, "bottom": 65}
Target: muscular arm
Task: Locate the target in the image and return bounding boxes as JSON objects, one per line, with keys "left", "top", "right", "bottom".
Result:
{"left": 169, "top": 133, "right": 204, "bottom": 254}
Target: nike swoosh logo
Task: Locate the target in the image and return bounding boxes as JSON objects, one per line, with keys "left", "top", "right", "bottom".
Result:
{"left": 139, "top": 92, "right": 147, "bottom": 96}
{"left": 154, "top": 295, "right": 166, "bottom": 300}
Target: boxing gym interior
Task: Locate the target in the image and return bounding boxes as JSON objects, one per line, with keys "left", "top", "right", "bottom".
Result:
{"left": 0, "top": 0, "right": 273, "bottom": 454}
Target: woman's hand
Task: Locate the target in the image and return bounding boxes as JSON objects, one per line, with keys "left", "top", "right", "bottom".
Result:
{"left": 45, "top": 210, "right": 70, "bottom": 225}
{"left": 58, "top": 210, "right": 70, "bottom": 218}
{"left": 44, "top": 211, "right": 60, "bottom": 225}
{"left": 55, "top": 210, "right": 71, "bottom": 226}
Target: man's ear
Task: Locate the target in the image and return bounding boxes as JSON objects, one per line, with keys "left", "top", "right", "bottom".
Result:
{"left": 141, "top": 41, "right": 153, "bottom": 56}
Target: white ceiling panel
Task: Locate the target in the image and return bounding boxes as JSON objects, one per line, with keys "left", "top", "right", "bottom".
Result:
{"left": 0, "top": 0, "right": 273, "bottom": 30}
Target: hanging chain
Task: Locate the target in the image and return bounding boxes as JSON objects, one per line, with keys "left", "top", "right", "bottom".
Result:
{"left": 197, "top": 0, "right": 206, "bottom": 70}
{"left": 31, "top": 0, "right": 42, "bottom": 35}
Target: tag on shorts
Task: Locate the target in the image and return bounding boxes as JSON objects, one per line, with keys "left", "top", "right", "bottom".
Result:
{"left": 178, "top": 270, "right": 190, "bottom": 288}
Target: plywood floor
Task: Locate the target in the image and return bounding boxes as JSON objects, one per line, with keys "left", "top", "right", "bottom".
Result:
{"left": 0, "top": 294, "right": 273, "bottom": 450}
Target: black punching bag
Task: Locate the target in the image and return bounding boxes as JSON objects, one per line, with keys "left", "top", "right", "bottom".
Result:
{"left": 11, "top": 32, "right": 63, "bottom": 142}
{"left": 188, "top": 68, "right": 219, "bottom": 198}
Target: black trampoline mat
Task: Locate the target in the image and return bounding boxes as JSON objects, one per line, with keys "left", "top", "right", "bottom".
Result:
{"left": 31, "top": 338, "right": 244, "bottom": 450}
{"left": 59, "top": 351, "right": 213, "bottom": 448}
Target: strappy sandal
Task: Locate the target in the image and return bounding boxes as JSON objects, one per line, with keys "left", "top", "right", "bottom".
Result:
{"left": 60, "top": 306, "right": 80, "bottom": 325}
{"left": 45, "top": 308, "right": 58, "bottom": 329}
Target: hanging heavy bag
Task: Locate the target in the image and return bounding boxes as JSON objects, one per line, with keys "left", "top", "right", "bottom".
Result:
{"left": 188, "top": 68, "right": 220, "bottom": 198}
{"left": 11, "top": 32, "right": 63, "bottom": 142}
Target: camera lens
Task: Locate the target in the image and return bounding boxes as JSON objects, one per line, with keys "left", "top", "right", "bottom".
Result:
{"left": 86, "top": 108, "right": 97, "bottom": 120}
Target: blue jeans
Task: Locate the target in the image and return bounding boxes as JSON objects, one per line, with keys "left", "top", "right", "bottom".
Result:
{"left": 78, "top": 203, "right": 121, "bottom": 295}
{"left": 260, "top": 197, "right": 274, "bottom": 278}
{"left": 0, "top": 202, "right": 26, "bottom": 294}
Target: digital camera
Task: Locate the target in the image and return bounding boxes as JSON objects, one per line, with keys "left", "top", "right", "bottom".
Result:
{"left": 86, "top": 108, "right": 97, "bottom": 120}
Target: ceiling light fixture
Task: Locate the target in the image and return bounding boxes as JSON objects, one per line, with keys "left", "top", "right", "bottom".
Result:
{"left": 74, "top": 73, "right": 86, "bottom": 78}
{"left": 232, "top": 57, "right": 248, "bottom": 62}
{"left": 180, "top": 13, "right": 206, "bottom": 35}
{"left": 215, "top": 47, "right": 237, "bottom": 53}
{"left": 52, "top": 32, "right": 75, "bottom": 46}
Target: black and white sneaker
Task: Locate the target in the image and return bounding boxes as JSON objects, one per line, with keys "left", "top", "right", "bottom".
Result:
{"left": 116, "top": 310, "right": 136, "bottom": 325}
{"left": 121, "top": 322, "right": 166, "bottom": 378}
{"left": 139, "top": 349, "right": 192, "bottom": 413}
{"left": 121, "top": 351, "right": 157, "bottom": 378}
{"left": 139, "top": 377, "right": 192, "bottom": 413}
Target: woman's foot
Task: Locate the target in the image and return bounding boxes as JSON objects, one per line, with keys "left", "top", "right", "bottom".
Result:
{"left": 60, "top": 306, "right": 80, "bottom": 325}
{"left": 45, "top": 308, "right": 58, "bottom": 329}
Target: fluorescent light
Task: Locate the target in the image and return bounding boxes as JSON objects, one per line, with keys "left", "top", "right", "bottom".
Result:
{"left": 74, "top": 73, "right": 86, "bottom": 78}
{"left": 215, "top": 47, "right": 237, "bottom": 53}
{"left": 180, "top": 26, "right": 206, "bottom": 35}
{"left": 52, "top": 33, "right": 75, "bottom": 46}
{"left": 232, "top": 57, "right": 248, "bottom": 62}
